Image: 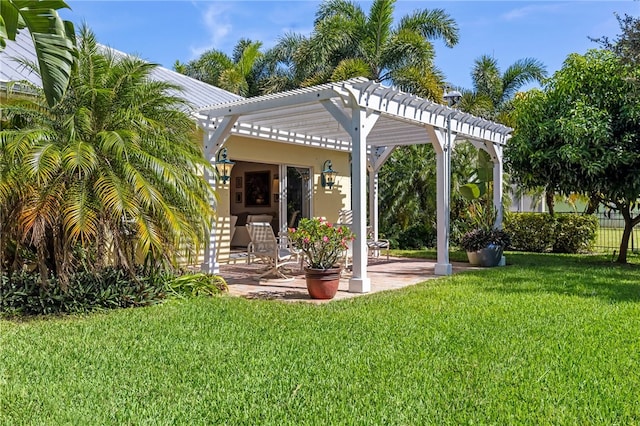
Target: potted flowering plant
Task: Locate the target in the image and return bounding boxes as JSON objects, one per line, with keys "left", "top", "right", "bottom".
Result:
{"left": 288, "top": 217, "right": 355, "bottom": 299}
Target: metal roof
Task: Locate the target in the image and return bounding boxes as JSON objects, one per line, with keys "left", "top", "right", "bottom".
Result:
{"left": 0, "top": 31, "right": 242, "bottom": 109}
{"left": 197, "top": 77, "right": 512, "bottom": 151}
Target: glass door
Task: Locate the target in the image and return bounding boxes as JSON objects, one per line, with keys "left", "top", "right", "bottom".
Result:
{"left": 285, "top": 166, "right": 311, "bottom": 229}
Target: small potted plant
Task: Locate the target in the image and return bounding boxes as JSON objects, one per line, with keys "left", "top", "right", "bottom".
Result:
{"left": 288, "top": 218, "right": 355, "bottom": 299}
{"left": 459, "top": 202, "right": 511, "bottom": 267}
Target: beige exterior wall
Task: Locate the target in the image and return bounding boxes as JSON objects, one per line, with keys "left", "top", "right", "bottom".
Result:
{"left": 215, "top": 135, "right": 351, "bottom": 264}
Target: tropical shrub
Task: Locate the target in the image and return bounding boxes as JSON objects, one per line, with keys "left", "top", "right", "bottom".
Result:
{"left": 0, "top": 268, "right": 169, "bottom": 316}
{"left": 0, "top": 26, "right": 215, "bottom": 288}
{"left": 396, "top": 223, "right": 436, "bottom": 249}
{"left": 168, "top": 273, "right": 228, "bottom": 298}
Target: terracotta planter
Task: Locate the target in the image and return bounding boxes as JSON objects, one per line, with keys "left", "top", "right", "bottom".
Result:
{"left": 466, "top": 244, "right": 503, "bottom": 267}
{"left": 304, "top": 267, "right": 342, "bottom": 299}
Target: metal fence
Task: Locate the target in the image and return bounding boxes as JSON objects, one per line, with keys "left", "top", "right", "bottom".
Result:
{"left": 560, "top": 210, "right": 640, "bottom": 253}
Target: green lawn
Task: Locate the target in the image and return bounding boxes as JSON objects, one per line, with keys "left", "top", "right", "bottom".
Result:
{"left": 2, "top": 253, "right": 640, "bottom": 424}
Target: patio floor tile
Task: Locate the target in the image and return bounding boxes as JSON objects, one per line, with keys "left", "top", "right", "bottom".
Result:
{"left": 219, "top": 257, "right": 472, "bottom": 303}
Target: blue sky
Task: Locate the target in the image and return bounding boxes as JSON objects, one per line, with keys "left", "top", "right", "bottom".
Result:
{"left": 61, "top": 1, "right": 640, "bottom": 90}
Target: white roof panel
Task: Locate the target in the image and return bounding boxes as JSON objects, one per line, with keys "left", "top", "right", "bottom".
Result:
{"left": 0, "top": 31, "right": 242, "bottom": 109}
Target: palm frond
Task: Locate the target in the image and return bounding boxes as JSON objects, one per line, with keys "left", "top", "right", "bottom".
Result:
{"left": 501, "top": 57, "right": 547, "bottom": 100}
{"left": 331, "top": 58, "right": 372, "bottom": 81}
{"left": 398, "top": 8, "right": 459, "bottom": 47}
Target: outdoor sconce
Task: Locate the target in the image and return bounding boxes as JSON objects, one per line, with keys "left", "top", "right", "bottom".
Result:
{"left": 321, "top": 160, "right": 337, "bottom": 189}
{"left": 215, "top": 147, "right": 235, "bottom": 184}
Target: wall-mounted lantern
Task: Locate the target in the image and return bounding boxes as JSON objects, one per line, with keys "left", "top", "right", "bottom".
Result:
{"left": 215, "top": 147, "right": 235, "bottom": 183}
{"left": 321, "top": 160, "right": 337, "bottom": 189}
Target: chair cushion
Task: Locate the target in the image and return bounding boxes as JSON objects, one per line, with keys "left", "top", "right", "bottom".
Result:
{"left": 248, "top": 214, "right": 273, "bottom": 223}
{"left": 367, "top": 240, "right": 389, "bottom": 249}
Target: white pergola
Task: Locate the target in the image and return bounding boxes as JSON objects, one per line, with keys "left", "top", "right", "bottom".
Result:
{"left": 196, "top": 77, "right": 512, "bottom": 293}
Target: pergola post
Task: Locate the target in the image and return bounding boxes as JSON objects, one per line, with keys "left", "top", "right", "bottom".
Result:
{"left": 430, "top": 126, "right": 456, "bottom": 276}
{"left": 200, "top": 116, "right": 237, "bottom": 274}
{"left": 367, "top": 146, "right": 395, "bottom": 242}
{"left": 201, "top": 165, "right": 219, "bottom": 274}
{"left": 492, "top": 146, "right": 504, "bottom": 229}
{"left": 368, "top": 170, "right": 379, "bottom": 240}
{"left": 491, "top": 145, "right": 506, "bottom": 266}
{"left": 348, "top": 107, "right": 378, "bottom": 293}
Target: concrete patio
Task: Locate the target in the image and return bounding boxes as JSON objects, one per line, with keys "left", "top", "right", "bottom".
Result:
{"left": 219, "top": 256, "right": 474, "bottom": 303}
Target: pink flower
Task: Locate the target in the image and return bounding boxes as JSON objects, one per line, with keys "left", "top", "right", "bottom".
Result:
{"left": 323, "top": 236, "right": 329, "bottom": 242}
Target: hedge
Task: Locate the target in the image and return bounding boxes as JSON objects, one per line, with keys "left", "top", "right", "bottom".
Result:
{"left": 552, "top": 214, "right": 598, "bottom": 253}
{"left": 504, "top": 212, "right": 597, "bottom": 254}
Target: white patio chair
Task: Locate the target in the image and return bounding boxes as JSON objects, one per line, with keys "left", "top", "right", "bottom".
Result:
{"left": 338, "top": 209, "right": 389, "bottom": 260}
{"left": 246, "top": 222, "right": 300, "bottom": 280}
{"left": 367, "top": 228, "right": 390, "bottom": 260}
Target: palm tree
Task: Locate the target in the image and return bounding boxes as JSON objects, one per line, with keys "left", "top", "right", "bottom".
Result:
{"left": 0, "top": 26, "right": 215, "bottom": 286}
{"left": 1, "top": 0, "right": 76, "bottom": 106}
{"left": 379, "top": 145, "right": 437, "bottom": 236}
{"left": 174, "top": 39, "right": 263, "bottom": 96}
{"left": 262, "top": 0, "right": 458, "bottom": 100}
{"left": 458, "top": 55, "right": 547, "bottom": 122}
{"left": 377, "top": 142, "right": 483, "bottom": 247}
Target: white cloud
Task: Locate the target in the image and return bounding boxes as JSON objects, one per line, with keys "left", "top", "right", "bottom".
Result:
{"left": 501, "top": 3, "right": 564, "bottom": 21}
{"left": 189, "top": 2, "right": 235, "bottom": 58}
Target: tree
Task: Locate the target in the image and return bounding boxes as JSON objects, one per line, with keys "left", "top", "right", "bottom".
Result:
{"left": 174, "top": 39, "right": 263, "bottom": 96}
{"left": 506, "top": 49, "right": 640, "bottom": 263}
{"left": 590, "top": 12, "right": 640, "bottom": 68}
{"left": 377, "top": 142, "right": 481, "bottom": 248}
{"left": 262, "top": 0, "right": 458, "bottom": 100}
{"left": 458, "top": 55, "right": 547, "bottom": 123}
{"left": 0, "top": 27, "right": 215, "bottom": 285}
{"left": 0, "top": 0, "right": 76, "bottom": 106}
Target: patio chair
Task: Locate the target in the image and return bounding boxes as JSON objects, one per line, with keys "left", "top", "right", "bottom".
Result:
{"left": 337, "top": 209, "right": 353, "bottom": 225}
{"left": 367, "top": 229, "right": 390, "bottom": 260}
{"left": 246, "top": 222, "right": 300, "bottom": 280}
{"left": 338, "top": 209, "right": 389, "bottom": 260}
{"left": 338, "top": 209, "right": 390, "bottom": 266}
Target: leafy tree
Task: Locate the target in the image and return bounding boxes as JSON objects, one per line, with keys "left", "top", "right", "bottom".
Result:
{"left": 590, "top": 12, "right": 640, "bottom": 67}
{"left": 0, "top": 27, "right": 215, "bottom": 285}
{"left": 262, "top": 0, "right": 458, "bottom": 100}
{"left": 506, "top": 49, "right": 640, "bottom": 263}
{"left": 174, "top": 39, "right": 263, "bottom": 96}
{"left": 0, "top": 0, "right": 76, "bottom": 106}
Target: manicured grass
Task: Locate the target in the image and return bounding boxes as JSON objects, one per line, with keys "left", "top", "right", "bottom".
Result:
{"left": 391, "top": 248, "right": 470, "bottom": 262}
{"left": 2, "top": 253, "right": 640, "bottom": 424}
